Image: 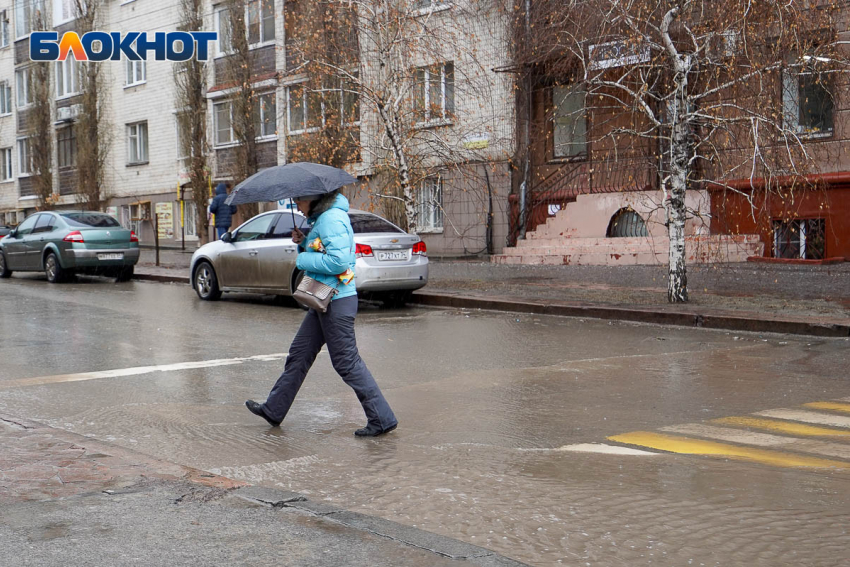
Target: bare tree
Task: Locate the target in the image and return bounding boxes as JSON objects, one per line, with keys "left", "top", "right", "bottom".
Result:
{"left": 510, "top": 0, "right": 847, "bottom": 302}
{"left": 221, "top": 0, "right": 259, "bottom": 219}
{"left": 29, "top": 11, "right": 53, "bottom": 210}
{"left": 288, "top": 0, "right": 510, "bottom": 233}
{"left": 74, "top": 0, "right": 110, "bottom": 211}
{"left": 175, "top": 0, "right": 211, "bottom": 243}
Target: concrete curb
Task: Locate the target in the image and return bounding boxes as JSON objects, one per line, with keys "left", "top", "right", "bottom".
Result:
{"left": 235, "top": 486, "right": 528, "bottom": 566}
{"left": 1, "top": 413, "right": 528, "bottom": 566}
{"left": 131, "top": 271, "right": 850, "bottom": 337}
{"left": 408, "top": 292, "right": 850, "bottom": 338}
{"left": 134, "top": 272, "right": 190, "bottom": 284}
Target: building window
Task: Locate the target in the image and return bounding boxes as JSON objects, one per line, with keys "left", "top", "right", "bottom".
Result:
{"left": 214, "top": 101, "right": 234, "bottom": 145}
{"left": 56, "top": 54, "right": 80, "bottom": 98}
{"left": 127, "top": 122, "right": 149, "bottom": 164}
{"left": 415, "top": 62, "right": 454, "bottom": 125}
{"left": 773, "top": 219, "right": 825, "bottom": 260}
{"left": 17, "top": 138, "right": 32, "bottom": 176}
{"left": 247, "top": 0, "right": 275, "bottom": 45}
{"left": 553, "top": 85, "right": 587, "bottom": 159}
{"left": 335, "top": 76, "right": 360, "bottom": 126}
{"left": 0, "top": 82, "right": 11, "bottom": 115}
{"left": 57, "top": 126, "right": 76, "bottom": 169}
{"left": 287, "top": 84, "right": 322, "bottom": 134}
{"left": 253, "top": 92, "right": 277, "bottom": 137}
{"left": 416, "top": 177, "right": 443, "bottom": 232}
{"left": 184, "top": 201, "right": 198, "bottom": 237}
{"left": 0, "top": 148, "right": 12, "bottom": 181}
{"left": 126, "top": 59, "right": 146, "bottom": 86}
{"left": 215, "top": 7, "right": 232, "bottom": 55}
{"left": 53, "top": 0, "right": 75, "bottom": 26}
{"left": 1, "top": 10, "right": 10, "bottom": 47}
{"left": 16, "top": 68, "right": 32, "bottom": 108}
{"left": 15, "top": 0, "right": 44, "bottom": 39}
{"left": 783, "top": 63, "right": 834, "bottom": 136}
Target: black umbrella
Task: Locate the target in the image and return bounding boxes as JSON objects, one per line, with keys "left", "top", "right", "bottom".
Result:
{"left": 224, "top": 162, "right": 358, "bottom": 206}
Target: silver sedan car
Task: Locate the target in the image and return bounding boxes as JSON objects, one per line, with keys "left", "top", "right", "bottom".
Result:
{"left": 190, "top": 209, "right": 428, "bottom": 307}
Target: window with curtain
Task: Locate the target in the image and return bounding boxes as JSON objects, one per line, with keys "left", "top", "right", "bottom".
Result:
{"left": 416, "top": 177, "right": 443, "bottom": 231}
{"left": 127, "top": 122, "right": 149, "bottom": 164}
{"left": 414, "top": 62, "right": 454, "bottom": 124}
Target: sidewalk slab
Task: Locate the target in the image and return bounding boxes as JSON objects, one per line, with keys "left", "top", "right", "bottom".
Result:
{"left": 0, "top": 414, "right": 528, "bottom": 567}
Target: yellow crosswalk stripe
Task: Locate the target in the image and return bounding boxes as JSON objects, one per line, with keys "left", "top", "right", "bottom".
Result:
{"left": 711, "top": 416, "right": 850, "bottom": 438}
{"left": 607, "top": 431, "right": 850, "bottom": 469}
{"left": 804, "top": 402, "right": 850, "bottom": 414}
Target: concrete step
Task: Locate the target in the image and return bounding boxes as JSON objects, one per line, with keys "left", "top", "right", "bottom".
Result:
{"left": 492, "top": 252, "right": 663, "bottom": 266}
{"left": 495, "top": 236, "right": 764, "bottom": 266}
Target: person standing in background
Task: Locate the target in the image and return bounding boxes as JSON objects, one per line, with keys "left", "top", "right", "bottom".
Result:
{"left": 208, "top": 183, "right": 237, "bottom": 239}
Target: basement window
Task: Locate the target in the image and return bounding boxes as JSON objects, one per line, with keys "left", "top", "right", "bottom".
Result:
{"left": 773, "top": 219, "right": 825, "bottom": 259}
{"left": 607, "top": 208, "right": 648, "bottom": 238}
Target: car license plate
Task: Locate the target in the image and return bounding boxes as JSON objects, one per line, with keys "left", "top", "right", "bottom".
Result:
{"left": 98, "top": 253, "right": 123, "bottom": 261}
{"left": 378, "top": 251, "right": 407, "bottom": 261}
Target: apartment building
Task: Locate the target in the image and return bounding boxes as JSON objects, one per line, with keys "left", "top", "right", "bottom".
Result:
{"left": 0, "top": 0, "right": 202, "bottom": 245}
{"left": 0, "top": 0, "right": 517, "bottom": 255}
{"left": 497, "top": 1, "right": 850, "bottom": 265}
{"left": 277, "top": 0, "right": 515, "bottom": 255}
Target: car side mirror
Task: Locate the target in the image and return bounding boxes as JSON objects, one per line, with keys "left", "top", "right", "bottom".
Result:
{"left": 221, "top": 231, "right": 233, "bottom": 243}
{"left": 8, "top": 230, "right": 16, "bottom": 239}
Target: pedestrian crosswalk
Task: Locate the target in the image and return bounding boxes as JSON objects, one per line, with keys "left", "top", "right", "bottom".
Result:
{"left": 600, "top": 398, "right": 850, "bottom": 470}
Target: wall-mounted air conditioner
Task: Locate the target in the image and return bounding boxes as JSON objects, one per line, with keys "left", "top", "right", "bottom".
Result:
{"left": 56, "top": 104, "right": 82, "bottom": 123}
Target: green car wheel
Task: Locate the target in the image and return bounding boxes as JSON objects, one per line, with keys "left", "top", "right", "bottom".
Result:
{"left": 0, "top": 252, "right": 11, "bottom": 278}
{"left": 44, "top": 252, "right": 68, "bottom": 284}
{"left": 115, "top": 266, "right": 134, "bottom": 282}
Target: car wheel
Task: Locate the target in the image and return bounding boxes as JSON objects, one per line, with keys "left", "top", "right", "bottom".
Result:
{"left": 44, "top": 253, "right": 67, "bottom": 284}
{"left": 194, "top": 261, "right": 222, "bottom": 300}
{"left": 380, "top": 291, "right": 412, "bottom": 309}
{"left": 0, "top": 252, "right": 11, "bottom": 278}
{"left": 115, "top": 266, "right": 134, "bottom": 282}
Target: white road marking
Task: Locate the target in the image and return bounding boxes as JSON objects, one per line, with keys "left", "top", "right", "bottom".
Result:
{"left": 554, "top": 443, "right": 659, "bottom": 456}
{"left": 661, "top": 423, "right": 850, "bottom": 460}
{"left": 755, "top": 409, "right": 850, "bottom": 429}
{"left": 2, "top": 353, "right": 290, "bottom": 388}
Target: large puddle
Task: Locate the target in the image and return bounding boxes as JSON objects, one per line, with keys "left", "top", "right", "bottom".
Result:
{"left": 2, "top": 282, "right": 849, "bottom": 565}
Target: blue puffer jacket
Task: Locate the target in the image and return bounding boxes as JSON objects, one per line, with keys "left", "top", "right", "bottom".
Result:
{"left": 208, "top": 184, "right": 238, "bottom": 229}
{"left": 296, "top": 193, "right": 357, "bottom": 300}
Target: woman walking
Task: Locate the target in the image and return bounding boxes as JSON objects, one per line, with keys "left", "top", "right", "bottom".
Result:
{"left": 246, "top": 190, "right": 398, "bottom": 437}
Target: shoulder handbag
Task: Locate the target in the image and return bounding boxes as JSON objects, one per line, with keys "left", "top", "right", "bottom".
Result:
{"left": 294, "top": 275, "right": 338, "bottom": 313}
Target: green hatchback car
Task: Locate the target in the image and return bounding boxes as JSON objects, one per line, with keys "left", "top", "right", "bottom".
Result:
{"left": 0, "top": 211, "right": 139, "bottom": 283}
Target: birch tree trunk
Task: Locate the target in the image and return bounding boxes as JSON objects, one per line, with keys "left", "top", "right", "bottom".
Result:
{"left": 376, "top": 101, "right": 416, "bottom": 230}
{"left": 663, "top": 7, "right": 689, "bottom": 303}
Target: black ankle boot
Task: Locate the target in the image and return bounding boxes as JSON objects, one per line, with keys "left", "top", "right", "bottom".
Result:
{"left": 245, "top": 400, "right": 281, "bottom": 427}
{"left": 354, "top": 423, "right": 397, "bottom": 437}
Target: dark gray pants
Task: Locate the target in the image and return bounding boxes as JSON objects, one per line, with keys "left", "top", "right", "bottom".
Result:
{"left": 262, "top": 295, "right": 397, "bottom": 430}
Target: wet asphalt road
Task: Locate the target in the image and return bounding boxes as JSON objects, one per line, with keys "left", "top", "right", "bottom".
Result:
{"left": 1, "top": 275, "right": 849, "bottom": 566}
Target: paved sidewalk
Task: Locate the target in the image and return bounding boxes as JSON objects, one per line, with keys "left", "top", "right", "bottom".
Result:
{"left": 137, "top": 248, "right": 850, "bottom": 336}
{"left": 0, "top": 414, "right": 525, "bottom": 567}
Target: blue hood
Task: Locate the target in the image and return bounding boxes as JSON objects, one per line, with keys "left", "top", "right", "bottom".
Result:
{"left": 309, "top": 193, "right": 350, "bottom": 221}
{"left": 215, "top": 183, "right": 227, "bottom": 196}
